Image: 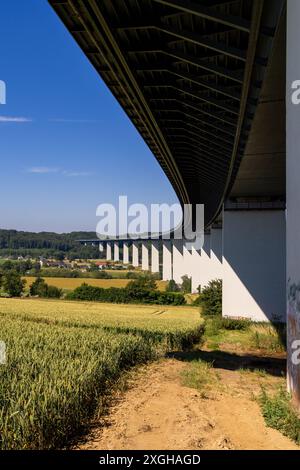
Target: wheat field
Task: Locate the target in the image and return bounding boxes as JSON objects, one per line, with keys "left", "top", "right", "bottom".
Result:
{"left": 23, "top": 276, "right": 167, "bottom": 291}
{"left": 0, "top": 298, "right": 203, "bottom": 449}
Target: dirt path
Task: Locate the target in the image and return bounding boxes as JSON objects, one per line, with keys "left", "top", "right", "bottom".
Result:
{"left": 77, "top": 355, "right": 299, "bottom": 451}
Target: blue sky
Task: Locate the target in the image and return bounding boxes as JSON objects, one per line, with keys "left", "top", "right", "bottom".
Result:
{"left": 0, "top": 0, "right": 178, "bottom": 233}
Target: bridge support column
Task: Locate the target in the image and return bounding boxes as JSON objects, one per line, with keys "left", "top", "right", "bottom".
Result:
{"left": 222, "top": 210, "right": 285, "bottom": 323}
{"left": 191, "top": 234, "right": 211, "bottom": 293}
{"left": 287, "top": 0, "right": 300, "bottom": 410}
{"left": 132, "top": 242, "right": 139, "bottom": 268}
{"left": 123, "top": 242, "right": 129, "bottom": 264}
{"left": 141, "top": 242, "right": 149, "bottom": 271}
{"left": 172, "top": 240, "right": 185, "bottom": 284}
{"left": 183, "top": 244, "right": 193, "bottom": 289}
{"left": 113, "top": 242, "right": 119, "bottom": 262}
{"left": 106, "top": 242, "right": 112, "bottom": 261}
{"left": 162, "top": 241, "right": 172, "bottom": 281}
{"left": 99, "top": 242, "right": 104, "bottom": 253}
{"left": 211, "top": 228, "right": 223, "bottom": 282}
{"left": 151, "top": 241, "right": 160, "bottom": 274}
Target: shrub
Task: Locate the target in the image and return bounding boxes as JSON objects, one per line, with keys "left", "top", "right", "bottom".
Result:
{"left": 94, "top": 270, "right": 113, "bottom": 279}
{"left": 149, "top": 271, "right": 162, "bottom": 281}
{"left": 217, "top": 317, "right": 251, "bottom": 331}
{"left": 199, "top": 279, "right": 222, "bottom": 316}
{"left": 260, "top": 388, "right": 300, "bottom": 444}
{"left": 30, "top": 277, "right": 62, "bottom": 299}
{"left": 2, "top": 271, "right": 25, "bottom": 297}
{"left": 126, "top": 277, "right": 157, "bottom": 291}
{"left": 46, "top": 285, "right": 63, "bottom": 299}
{"left": 30, "top": 277, "right": 48, "bottom": 296}
{"left": 126, "top": 271, "right": 161, "bottom": 281}
{"left": 166, "top": 280, "right": 180, "bottom": 293}
{"left": 125, "top": 271, "right": 140, "bottom": 279}
{"left": 66, "top": 283, "right": 186, "bottom": 305}
{"left": 157, "top": 292, "right": 186, "bottom": 306}
{"left": 192, "top": 295, "right": 202, "bottom": 306}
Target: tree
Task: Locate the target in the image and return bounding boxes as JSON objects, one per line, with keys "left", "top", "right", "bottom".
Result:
{"left": 126, "top": 277, "right": 157, "bottom": 291}
{"left": 45, "top": 285, "right": 62, "bottom": 299}
{"left": 200, "top": 279, "right": 222, "bottom": 316}
{"left": 16, "top": 260, "right": 33, "bottom": 274}
{"left": 2, "top": 271, "right": 25, "bottom": 297}
{"left": 166, "top": 280, "right": 180, "bottom": 293}
{"left": 2, "top": 260, "right": 14, "bottom": 271}
{"left": 30, "top": 277, "right": 62, "bottom": 299}
{"left": 181, "top": 275, "right": 192, "bottom": 294}
{"left": 30, "top": 277, "right": 48, "bottom": 297}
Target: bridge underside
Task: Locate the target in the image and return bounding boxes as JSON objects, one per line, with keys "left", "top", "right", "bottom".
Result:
{"left": 49, "top": 0, "right": 285, "bottom": 227}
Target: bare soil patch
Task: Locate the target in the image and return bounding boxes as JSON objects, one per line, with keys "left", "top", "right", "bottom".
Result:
{"left": 77, "top": 349, "right": 299, "bottom": 451}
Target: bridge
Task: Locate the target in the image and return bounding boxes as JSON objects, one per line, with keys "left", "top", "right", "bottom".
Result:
{"left": 49, "top": 1, "right": 300, "bottom": 409}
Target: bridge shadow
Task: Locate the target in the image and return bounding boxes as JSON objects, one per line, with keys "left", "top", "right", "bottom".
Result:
{"left": 167, "top": 349, "right": 286, "bottom": 378}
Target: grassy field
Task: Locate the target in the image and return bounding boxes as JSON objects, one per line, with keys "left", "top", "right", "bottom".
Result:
{"left": 103, "top": 269, "right": 133, "bottom": 278}
{"left": 0, "top": 298, "right": 203, "bottom": 449}
{"left": 203, "top": 317, "right": 286, "bottom": 353}
{"left": 23, "top": 276, "right": 167, "bottom": 291}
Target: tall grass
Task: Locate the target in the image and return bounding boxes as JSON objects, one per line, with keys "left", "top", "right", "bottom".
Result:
{"left": 250, "top": 323, "right": 286, "bottom": 352}
{"left": 203, "top": 315, "right": 286, "bottom": 353}
{"left": 260, "top": 388, "right": 300, "bottom": 445}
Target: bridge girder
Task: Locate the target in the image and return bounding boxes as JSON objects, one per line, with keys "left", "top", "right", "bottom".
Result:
{"left": 49, "top": 0, "right": 285, "bottom": 227}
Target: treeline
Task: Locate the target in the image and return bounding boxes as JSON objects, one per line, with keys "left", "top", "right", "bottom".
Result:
{"left": 67, "top": 280, "right": 186, "bottom": 306}
{"left": 0, "top": 229, "right": 102, "bottom": 259}
{"left": 0, "top": 270, "right": 186, "bottom": 306}
{"left": 0, "top": 259, "right": 40, "bottom": 274}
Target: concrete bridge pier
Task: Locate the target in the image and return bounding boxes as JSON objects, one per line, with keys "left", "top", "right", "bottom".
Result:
{"left": 113, "top": 242, "right": 120, "bottom": 262}
{"left": 191, "top": 234, "right": 211, "bottom": 293}
{"left": 99, "top": 242, "right": 104, "bottom": 253}
{"left": 172, "top": 240, "right": 185, "bottom": 284}
{"left": 189, "top": 229, "right": 222, "bottom": 294}
{"left": 141, "top": 242, "right": 149, "bottom": 271}
{"left": 183, "top": 244, "right": 193, "bottom": 288}
{"left": 210, "top": 228, "right": 223, "bottom": 282}
{"left": 132, "top": 242, "right": 139, "bottom": 268}
{"left": 123, "top": 242, "right": 129, "bottom": 264}
{"left": 162, "top": 241, "right": 172, "bottom": 281}
{"left": 287, "top": 0, "right": 300, "bottom": 410}
{"left": 151, "top": 240, "right": 160, "bottom": 274}
{"left": 222, "top": 209, "right": 286, "bottom": 323}
{"left": 106, "top": 242, "right": 112, "bottom": 261}
{"left": 191, "top": 247, "right": 201, "bottom": 294}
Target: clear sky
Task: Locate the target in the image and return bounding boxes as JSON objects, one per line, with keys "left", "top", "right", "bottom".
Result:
{"left": 0, "top": 0, "right": 178, "bottom": 233}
